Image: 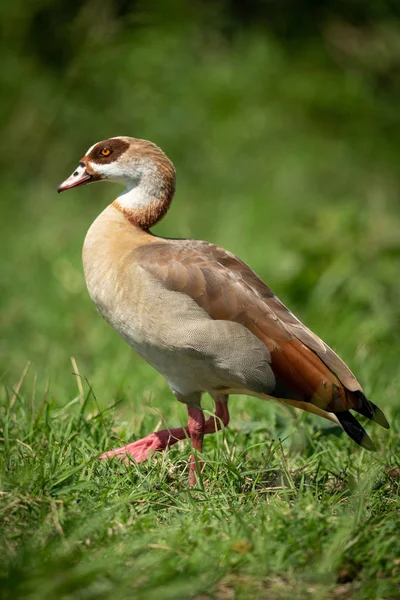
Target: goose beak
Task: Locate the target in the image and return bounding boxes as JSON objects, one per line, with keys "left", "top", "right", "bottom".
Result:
{"left": 57, "top": 162, "right": 93, "bottom": 193}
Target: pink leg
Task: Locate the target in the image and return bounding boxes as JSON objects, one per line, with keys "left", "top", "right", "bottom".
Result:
{"left": 204, "top": 395, "right": 230, "bottom": 433}
{"left": 99, "top": 395, "right": 230, "bottom": 483}
{"left": 99, "top": 425, "right": 189, "bottom": 462}
{"left": 188, "top": 396, "right": 230, "bottom": 486}
{"left": 187, "top": 406, "right": 205, "bottom": 486}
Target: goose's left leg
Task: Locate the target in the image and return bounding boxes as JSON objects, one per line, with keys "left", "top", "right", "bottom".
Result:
{"left": 187, "top": 394, "right": 230, "bottom": 486}
{"left": 99, "top": 394, "right": 230, "bottom": 485}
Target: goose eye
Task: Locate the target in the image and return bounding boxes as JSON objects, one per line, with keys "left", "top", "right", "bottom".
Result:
{"left": 100, "top": 148, "right": 111, "bottom": 157}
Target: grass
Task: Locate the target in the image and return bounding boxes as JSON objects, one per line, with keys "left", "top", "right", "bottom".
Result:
{"left": 1, "top": 365, "right": 399, "bottom": 599}
{"left": 1, "top": 9, "right": 400, "bottom": 599}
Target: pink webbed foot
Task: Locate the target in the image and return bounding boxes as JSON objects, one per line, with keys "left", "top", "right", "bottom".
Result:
{"left": 99, "top": 426, "right": 188, "bottom": 463}
{"left": 99, "top": 395, "right": 230, "bottom": 485}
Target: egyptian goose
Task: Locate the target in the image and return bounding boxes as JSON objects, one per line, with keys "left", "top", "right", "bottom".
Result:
{"left": 58, "top": 136, "right": 389, "bottom": 485}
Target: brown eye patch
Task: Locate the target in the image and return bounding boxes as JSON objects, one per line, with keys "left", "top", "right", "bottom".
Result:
{"left": 87, "top": 138, "right": 130, "bottom": 164}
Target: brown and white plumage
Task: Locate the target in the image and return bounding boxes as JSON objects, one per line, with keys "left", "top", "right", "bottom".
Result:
{"left": 58, "top": 136, "right": 389, "bottom": 484}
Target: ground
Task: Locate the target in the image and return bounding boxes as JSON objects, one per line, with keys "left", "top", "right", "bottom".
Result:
{"left": 1, "top": 364, "right": 399, "bottom": 599}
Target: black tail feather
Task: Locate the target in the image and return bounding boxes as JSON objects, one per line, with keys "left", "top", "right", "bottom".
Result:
{"left": 352, "top": 392, "right": 390, "bottom": 430}
{"left": 336, "top": 411, "right": 376, "bottom": 451}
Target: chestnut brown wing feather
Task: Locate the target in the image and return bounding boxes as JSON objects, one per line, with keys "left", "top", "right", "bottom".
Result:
{"left": 133, "top": 240, "right": 360, "bottom": 411}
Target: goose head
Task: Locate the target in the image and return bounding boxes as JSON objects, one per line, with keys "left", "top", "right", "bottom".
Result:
{"left": 58, "top": 136, "right": 176, "bottom": 229}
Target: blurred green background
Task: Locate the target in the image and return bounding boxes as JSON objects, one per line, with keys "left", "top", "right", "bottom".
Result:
{"left": 1, "top": 0, "right": 399, "bottom": 410}
{"left": 1, "top": 3, "right": 400, "bottom": 599}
